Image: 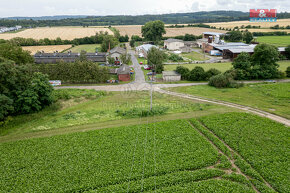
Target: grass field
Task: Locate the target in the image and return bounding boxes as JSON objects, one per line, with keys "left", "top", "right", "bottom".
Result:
{"left": 0, "top": 112, "right": 287, "bottom": 192}
{"left": 181, "top": 51, "right": 209, "bottom": 61}
{"left": 168, "top": 82, "right": 290, "bottom": 119}
{"left": 0, "top": 89, "right": 235, "bottom": 142}
{"left": 164, "top": 61, "right": 290, "bottom": 72}
{"left": 0, "top": 27, "right": 113, "bottom": 40}
{"left": 22, "top": 45, "right": 72, "bottom": 55}
{"left": 68, "top": 44, "right": 101, "bottom": 53}
{"left": 256, "top": 36, "right": 290, "bottom": 47}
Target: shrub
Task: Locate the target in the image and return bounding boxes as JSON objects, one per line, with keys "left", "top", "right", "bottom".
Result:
{"left": 205, "top": 68, "right": 221, "bottom": 80}
{"left": 209, "top": 73, "right": 243, "bottom": 88}
{"left": 116, "top": 106, "right": 169, "bottom": 118}
{"left": 169, "top": 54, "right": 183, "bottom": 62}
{"left": 189, "top": 66, "right": 206, "bottom": 81}
{"left": 176, "top": 66, "right": 190, "bottom": 80}
{"left": 286, "top": 66, "right": 290, "bottom": 77}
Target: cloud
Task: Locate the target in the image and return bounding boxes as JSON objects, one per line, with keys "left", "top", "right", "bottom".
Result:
{"left": 0, "top": 0, "right": 289, "bottom": 17}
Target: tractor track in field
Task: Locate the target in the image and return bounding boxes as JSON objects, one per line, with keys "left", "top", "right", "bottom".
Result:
{"left": 156, "top": 88, "right": 290, "bottom": 127}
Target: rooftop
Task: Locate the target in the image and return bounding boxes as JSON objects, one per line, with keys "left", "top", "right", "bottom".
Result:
{"left": 117, "top": 64, "right": 131, "bottom": 75}
{"left": 202, "top": 32, "right": 225, "bottom": 36}
{"left": 164, "top": 38, "right": 184, "bottom": 43}
{"left": 138, "top": 44, "right": 157, "bottom": 52}
{"left": 162, "top": 71, "right": 181, "bottom": 76}
{"left": 109, "top": 46, "right": 126, "bottom": 54}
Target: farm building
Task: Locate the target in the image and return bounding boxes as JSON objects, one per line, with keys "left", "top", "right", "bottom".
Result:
{"left": 162, "top": 71, "right": 181, "bottom": 82}
{"left": 164, "top": 39, "right": 185, "bottom": 50}
{"left": 117, "top": 64, "right": 131, "bottom": 81}
{"left": 109, "top": 47, "right": 126, "bottom": 61}
{"left": 34, "top": 52, "right": 107, "bottom": 64}
{"left": 136, "top": 44, "right": 157, "bottom": 58}
{"left": 180, "top": 46, "right": 193, "bottom": 53}
{"left": 184, "top": 41, "right": 197, "bottom": 48}
{"left": 202, "top": 32, "right": 225, "bottom": 43}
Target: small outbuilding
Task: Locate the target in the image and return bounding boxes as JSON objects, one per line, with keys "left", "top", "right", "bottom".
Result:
{"left": 164, "top": 39, "right": 185, "bottom": 50}
{"left": 117, "top": 64, "right": 131, "bottom": 81}
{"left": 162, "top": 71, "right": 181, "bottom": 82}
{"left": 180, "top": 46, "right": 193, "bottom": 53}
{"left": 109, "top": 47, "right": 126, "bottom": 61}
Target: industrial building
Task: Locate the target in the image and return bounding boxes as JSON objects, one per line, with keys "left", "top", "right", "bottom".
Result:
{"left": 164, "top": 39, "right": 185, "bottom": 50}
{"left": 34, "top": 52, "right": 107, "bottom": 64}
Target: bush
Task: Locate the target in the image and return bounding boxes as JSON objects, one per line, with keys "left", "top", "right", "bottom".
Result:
{"left": 205, "top": 68, "right": 221, "bottom": 80}
{"left": 116, "top": 106, "right": 169, "bottom": 118}
{"left": 189, "top": 66, "right": 206, "bottom": 81}
{"left": 286, "top": 66, "right": 290, "bottom": 77}
{"left": 209, "top": 73, "right": 243, "bottom": 88}
{"left": 176, "top": 66, "right": 190, "bottom": 80}
{"left": 168, "top": 53, "right": 183, "bottom": 62}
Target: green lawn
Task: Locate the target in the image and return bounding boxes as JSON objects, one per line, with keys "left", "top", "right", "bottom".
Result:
{"left": 0, "top": 89, "right": 235, "bottom": 142}
{"left": 164, "top": 61, "right": 290, "bottom": 72}
{"left": 181, "top": 51, "right": 209, "bottom": 61}
{"left": 69, "top": 44, "right": 101, "bottom": 53}
{"left": 168, "top": 82, "right": 290, "bottom": 119}
{"left": 256, "top": 36, "right": 290, "bottom": 47}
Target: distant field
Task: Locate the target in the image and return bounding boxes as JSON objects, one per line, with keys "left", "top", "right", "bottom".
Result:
{"left": 22, "top": 45, "right": 72, "bottom": 55}
{"left": 256, "top": 36, "right": 290, "bottom": 47}
{"left": 68, "top": 44, "right": 101, "bottom": 53}
{"left": 115, "top": 25, "right": 226, "bottom": 38}
{"left": 206, "top": 19, "right": 290, "bottom": 29}
{"left": 164, "top": 61, "right": 290, "bottom": 72}
{"left": 0, "top": 27, "right": 113, "bottom": 40}
{"left": 248, "top": 29, "right": 290, "bottom": 33}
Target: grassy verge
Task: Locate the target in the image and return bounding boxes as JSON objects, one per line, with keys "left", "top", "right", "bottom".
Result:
{"left": 167, "top": 82, "right": 290, "bottom": 119}
{"left": 0, "top": 89, "right": 236, "bottom": 142}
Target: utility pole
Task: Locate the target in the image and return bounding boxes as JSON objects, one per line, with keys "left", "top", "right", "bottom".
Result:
{"left": 150, "top": 64, "right": 154, "bottom": 111}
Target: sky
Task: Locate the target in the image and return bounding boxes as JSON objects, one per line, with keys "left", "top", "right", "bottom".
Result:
{"left": 0, "top": 0, "right": 289, "bottom": 17}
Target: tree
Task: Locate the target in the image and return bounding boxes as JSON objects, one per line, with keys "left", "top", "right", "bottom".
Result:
{"left": 129, "top": 39, "right": 135, "bottom": 48}
{"left": 120, "top": 53, "right": 131, "bottom": 64}
{"left": 232, "top": 52, "right": 252, "bottom": 80}
{"left": 0, "top": 60, "right": 54, "bottom": 120}
{"left": 243, "top": 31, "right": 253, "bottom": 44}
{"left": 285, "top": 45, "right": 290, "bottom": 59}
{"left": 189, "top": 66, "right": 206, "bottom": 81}
{"left": 141, "top": 20, "right": 166, "bottom": 42}
{"left": 251, "top": 44, "right": 280, "bottom": 79}
{"left": 101, "top": 35, "right": 119, "bottom": 52}
{"left": 0, "top": 43, "right": 34, "bottom": 64}
{"left": 107, "top": 56, "right": 115, "bottom": 64}
{"left": 224, "top": 31, "right": 243, "bottom": 42}
{"left": 147, "top": 47, "right": 164, "bottom": 73}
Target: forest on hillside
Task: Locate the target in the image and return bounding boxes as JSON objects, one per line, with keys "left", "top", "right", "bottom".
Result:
{"left": 1, "top": 11, "right": 289, "bottom": 27}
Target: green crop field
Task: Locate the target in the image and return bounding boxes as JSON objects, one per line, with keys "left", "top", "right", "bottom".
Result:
{"left": 0, "top": 113, "right": 287, "bottom": 192}
{"left": 256, "top": 36, "right": 290, "bottom": 47}
{"left": 69, "top": 44, "right": 101, "bottom": 53}
{"left": 168, "top": 82, "right": 290, "bottom": 119}
{"left": 164, "top": 61, "right": 290, "bottom": 72}
{"left": 199, "top": 113, "right": 290, "bottom": 193}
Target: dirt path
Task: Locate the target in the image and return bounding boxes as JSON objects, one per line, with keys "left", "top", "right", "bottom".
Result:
{"left": 156, "top": 88, "right": 290, "bottom": 127}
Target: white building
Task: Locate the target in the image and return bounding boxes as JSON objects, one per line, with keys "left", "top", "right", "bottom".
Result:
{"left": 162, "top": 71, "right": 181, "bottom": 82}
{"left": 164, "top": 39, "right": 185, "bottom": 50}
{"left": 136, "top": 44, "right": 157, "bottom": 58}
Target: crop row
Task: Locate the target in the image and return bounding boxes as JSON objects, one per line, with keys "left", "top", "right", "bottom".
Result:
{"left": 0, "top": 119, "right": 220, "bottom": 192}
{"left": 200, "top": 112, "right": 289, "bottom": 193}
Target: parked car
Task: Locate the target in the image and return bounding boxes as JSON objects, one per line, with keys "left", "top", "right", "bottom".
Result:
{"left": 147, "top": 72, "right": 156, "bottom": 76}
{"left": 139, "top": 61, "right": 143, "bottom": 64}
{"left": 144, "top": 65, "right": 152, "bottom": 70}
